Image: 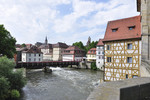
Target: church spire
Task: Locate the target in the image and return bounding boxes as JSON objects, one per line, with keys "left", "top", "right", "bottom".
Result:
{"left": 86, "top": 36, "right": 91, "bottom": 47}
{"left": 45, "top": 36, "right": 48, "bottom": 45}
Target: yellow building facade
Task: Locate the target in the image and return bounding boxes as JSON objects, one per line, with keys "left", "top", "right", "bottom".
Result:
{"left": 103, "top": 16, "right": 141, "bottom": 81}
{"left": 104, "top": 40, "right": 141, "bottom": 81}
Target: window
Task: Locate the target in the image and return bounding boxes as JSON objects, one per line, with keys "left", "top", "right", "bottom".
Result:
{"left": 132, "top": 75, "right": 138, "bottom": 78}
{"left": 102, "top": 56, "right": 104, "bottom": 59}
{"left": 99, "top": 56, "right": 100, "bottom": 59}
{"left": 128, "top": 26, "right": 135, "bottom": 30}
{"left": 98, "top": 52, "right": 100, "bottom": 54}
{"left": 39, "top": 54, "right": 41, "bottom": 56}
{"left": 39, "top": 58, "right": 41, "bottom": 61}
{"left": 107, "top": 57, "right": 111, "bottom": 62}
{"left": 127, "top": 43, "right": 132, "bottom": 49}
{"left": 29, "top": 54, "right": 31, "bottom": 57}
{"left": 126, "top": 74, "right": 128, "bottom": 79}
{"left": 112, "top": 28, "right": 118, "bottom": 32}
{"left": 34, "top": 54, "right": 36, "bottom": 57}
{"left": 127, "top": 57, "right": 132, "bottom": 63}
{"left": 107, "top": 45, "right": 111, "bottom": 50}
{"left": 34, "top": 58, "right": 36, "bottom": 62}
{"left": 29, "top": 58, "right": 31, "bottom": 62}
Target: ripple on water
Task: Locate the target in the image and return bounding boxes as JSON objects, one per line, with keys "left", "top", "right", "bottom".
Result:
{"left": 21, "top": 67, "right": 104, "bottom": 100}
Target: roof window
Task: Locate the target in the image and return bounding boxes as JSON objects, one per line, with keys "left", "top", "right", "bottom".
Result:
{"left": 128, "top": 26, "right": 135, "bottom": 30}
{"left": 112, "top": 28, "right": 118, "bottom": 32}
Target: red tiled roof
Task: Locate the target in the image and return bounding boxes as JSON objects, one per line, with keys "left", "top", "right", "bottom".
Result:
{"left": 103, "top": 16, "right": 141, "bottom": 42}
{"left": 97, "top": 39, "right": 104, "bottom": 46}
{"left": 65, "top": 46, "right": 83, "bottom": 51}
{"left": 53, "top": 42, "right": 68, "bottom": 48}
{"left": 62, "top": 46, "right": 85, "bottom": 55}
{"left": 87, "top": 48, "right": 96, "bottom": 54}
{"left": 23, "top": 46, "right": 42, "bottom": 54}
{"left": 39, "top": 44, "right": 53, "bottom": 49}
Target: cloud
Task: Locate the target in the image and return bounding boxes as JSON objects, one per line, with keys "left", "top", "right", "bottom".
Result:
{"left": 0, "top": 0, "right": 139, "bottom": 45}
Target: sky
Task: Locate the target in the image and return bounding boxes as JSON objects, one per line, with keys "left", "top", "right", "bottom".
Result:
{"left": 0, "top": 0, "right": 139, "bottom": 45}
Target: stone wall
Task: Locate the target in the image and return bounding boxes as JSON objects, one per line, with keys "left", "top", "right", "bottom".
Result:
{"left": 140, "top": 60, "right": 150, "bottom": 77}
{"left": 87, "top": 77, "right": 150, "bottom": 100}
{"left": 141, "top": 0, "right": 150, "bottom": 60}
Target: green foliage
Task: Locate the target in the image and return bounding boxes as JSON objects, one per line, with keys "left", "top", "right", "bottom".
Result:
{"left": 10, "top": 89, "right": 20, "bottom": 99}
{"left": 0, "top": 25, "right": 16, "bottom": 58}
{"left": 0, "top": 77, "right": 10, "bottom": 100}
{"left": 0, "top": 56, "right": 26, "bottom": 99}
{"left": 0, "top": 56, "right": 14, "bottom": 77}
{"left": 8, "top": 70, "right": 27, "bottom": 90}
{"left": 91, "top": 62, "right": 97, "bottom": 70}
{"left": 21, "top": 43, "right": 26, "bottom": 47}
{"left": 72, "top": 41, "right": 98, "bottom": 52}
{"left": 86, "top": 41, "right": 98, "bottom": 52}
{"left": 73, "top": 41, "right": 86, "bottom": 51}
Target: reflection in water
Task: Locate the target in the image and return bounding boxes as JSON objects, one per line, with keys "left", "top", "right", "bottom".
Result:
{"left": 21, "top": 68, "right": 103, "bottom": 100}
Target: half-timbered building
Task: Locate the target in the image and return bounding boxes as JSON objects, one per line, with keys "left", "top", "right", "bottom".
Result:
{"left": 103, "top": 16, "right": 141, "bottom": 81}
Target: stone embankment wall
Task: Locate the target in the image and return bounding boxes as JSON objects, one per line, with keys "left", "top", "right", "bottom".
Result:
{"left": 87, "top": 77, "right": 150, "bottom": 100}
{"left": 140, "top": 60, "right": 150, "bottom": 77}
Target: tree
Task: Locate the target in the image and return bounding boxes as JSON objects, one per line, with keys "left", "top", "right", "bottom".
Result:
{"left": 0, "top": 77, "right": 10, "bottom": 100}
{"left": 8, "top": 70, "right": 26, "bottom": 91}
{"left": 72, "top": 41, "right": 86, "bottom": 51}
{"left": 21, "top": 43, "right": 26, "bottom": 47}
{"left": 10, "top": 89, "right": 20, "bottom": 100}
{"left": 0, "top": 25, "right": 16, "bottom": 58}
{"left": 72, "top": 40, "right": 98, "bottom": 53}
{"left": 91, "top": 62, "right": 97, "bottom": 70}
{"left": 86, "top": 41, "right": 98, "bottom": 52}
{"left": 0, "top": 56, "right": 26, "bottom": 99}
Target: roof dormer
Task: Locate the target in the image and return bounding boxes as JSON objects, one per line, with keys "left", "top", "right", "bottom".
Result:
{"left": 128, "top": 26, "right": 135, "bottom": 30}
{"left": 112, "top": 28, "right": 118, "bottom": 32}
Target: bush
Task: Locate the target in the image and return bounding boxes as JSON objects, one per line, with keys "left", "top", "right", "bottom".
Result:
{"left": 0, "top": 56, "right": 26, "bottom": 99}
{"left": 0, "top": 77, "right": 10, "bottom": 100}
{"left": 10, "top": 89, "right": 20, "bottom": 99}
{"left": 91, "top": 62, "right": 97, "bottom": 70}
{"left": 8, "top": 70, "right": 27, "bottom": 91}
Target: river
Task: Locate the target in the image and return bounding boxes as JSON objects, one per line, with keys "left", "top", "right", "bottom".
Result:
{"left": 21, "top": 67, "right": 104, "bottom": 100}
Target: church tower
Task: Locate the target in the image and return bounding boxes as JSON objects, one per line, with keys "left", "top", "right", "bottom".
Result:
{"left": 137, "top": 0, "right": 150, "bottom": 60}
{"left": 45, "top": 36, "right": 48, "bottom": 45}
{"left": 86, "top": 36, "right": 91, "bottom": 47}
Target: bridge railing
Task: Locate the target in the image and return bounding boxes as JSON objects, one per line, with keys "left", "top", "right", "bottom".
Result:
{"left": 16, "top": 61, "right": 81, "bottom": 68}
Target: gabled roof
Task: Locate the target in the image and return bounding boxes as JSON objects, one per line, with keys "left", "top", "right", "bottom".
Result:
{"left": 53, "top": 42, "right": 68, "bottom": 48}
{"left": 39, "top": 44, "right": 52, "bottom": 49}
{"left": 97, "top": 39, "right": 104, "bottom": 46}
{"left": 16, "top": 47, "right": 28, "bottom": 52}
{"left": 65, "top": 46, "right": 84, "bottom": 51}
{"left": 87, "top": 48, "right": 96, "bottom": 54}
{"left": 23, "top": 46, "right": 42, "bottom": 54}
{"left": 62, "top": 46, "right": 85, "bottom": 55}
{"left": 103, "top": 16, "right": 141, "bottom": 42}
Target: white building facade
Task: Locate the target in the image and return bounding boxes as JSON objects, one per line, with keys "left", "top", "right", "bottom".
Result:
{"left": 22, "top": 46, "right": 43, "bottom": 62}
{"left": 96, "top": 39, "right": 104, "bottom": 71}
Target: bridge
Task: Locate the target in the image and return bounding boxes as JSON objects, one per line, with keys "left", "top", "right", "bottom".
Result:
{"left": 15, "top": 61, "right": 81, "bottom": 69}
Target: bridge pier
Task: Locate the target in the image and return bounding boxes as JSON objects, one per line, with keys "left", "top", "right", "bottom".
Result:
{"left": 43, "top": 66, "right": 52, "bottom": 73}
